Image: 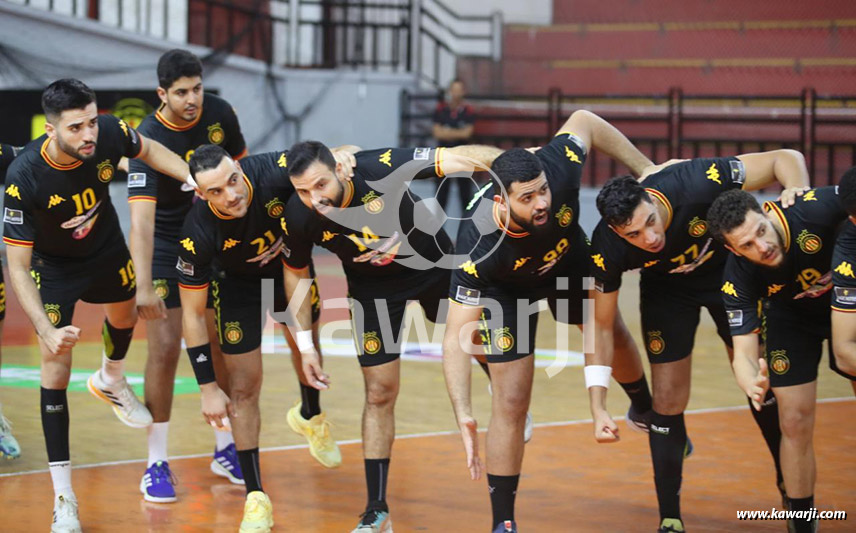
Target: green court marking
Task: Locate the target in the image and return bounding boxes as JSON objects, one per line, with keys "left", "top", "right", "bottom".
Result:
{"left": 0, "top": 365, "right": 200, "bottom": 395}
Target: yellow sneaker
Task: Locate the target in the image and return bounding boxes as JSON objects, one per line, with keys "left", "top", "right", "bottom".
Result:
{"left": 286, "top": 401, "right": 342, "bottom": 468}
{"left": 239, "top": 491, "right": 273, "bottom": 533}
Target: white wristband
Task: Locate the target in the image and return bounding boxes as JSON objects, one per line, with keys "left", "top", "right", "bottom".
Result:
{"left": 584, "top": 365, "right": 612, "bottom": 389}
{"left": 185, "top": 174, "right": 198, "bottom": 189}
{"left": 296, "top": 330, "right": 313, "bottom": 353}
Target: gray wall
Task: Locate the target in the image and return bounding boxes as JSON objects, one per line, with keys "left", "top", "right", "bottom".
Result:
{"left": 0, "top": 2, "right": 416, "bottom": 152}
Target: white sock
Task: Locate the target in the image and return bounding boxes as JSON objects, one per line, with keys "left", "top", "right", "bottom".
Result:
{"left": 214, "top": 428, "right": 234, "bottom": 452}
{"left": 49, "top": 461, "right": 73, "bottom": 498}
{"left": 100, "top": 354, "right": 124, "bottom": 385}
{"left": 147, "top": 422, "right": 169, "bottom": 466}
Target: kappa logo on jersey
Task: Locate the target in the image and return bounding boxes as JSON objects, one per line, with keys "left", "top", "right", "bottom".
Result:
{"left": 834, "top": 287, "right": 856, "bottom": 305}
{"left": 456, "top": 286, "right": 481, "bottom": 305}
{"left": 796, "top": 230, "right": 822, "bottom": 254}
{"left": 727, "top": 309, "right": 743, "bottom": 327}
{"left": 176, "top": 257, "right": 195, "bottom": 276}
{"left": 564, "top": 145, "right": 581, "bottom": 164}
{"left": 277, "top": 152, "right": 287, "bottom": 168}
{"left": 222, "top": 238, "right": 240, "bottom": 251}
{"left": 379, "top": 149, "right": 393, "bottom": 167}
{"left": 591, "top": 254, "right": 606, "bottom": 271}
{"left": 835, "top": 261, "right": 855, "bottom": 278}
{"left": 721, "top": 281, "right": 738, "bottom": 297}
{"left": 767, "top": 283, "right": 785, "bottom": 296}
{"left": 118, "top": 119, "right": 130, "bottom": 137}
{"left": 729, "top": 159, "right": 746, "bottom": 185}
{"left": 5, "top": 184, "right": 21, "bottom": 200}
{"left": 363, "top": 332, "right": 382, "bottom": 355}
{"left": 281, "top": 219, "right": 288, "bottom": 235}
{"left": 266, "top": 198, "right": 285, "bottom": 218}
{"left": 459, "top": 260, "right": 479, "bottom": 278}
{"left": 705, "top": 162, "right": 722, "bottom": 185}
{"left": 555, "top": 205, "right": 573, "bottom": 227}
{"left": 413, "top": 147, "right": 430, "bottom": 161}
{"left": 180, "top": 237, "right": 197, "bottom": 255}
{"left": 644, "top": 260, "right": 660, "bottom": 268}
{"left": 322, "top": 231, "right": 337, "bottom": 242}
{"left": 513, "top": 257, "right": 531, "bottom": 271}
{"left": 47, "top": 195, "right": 65, "bottom": 209}
{"left": 97, "top": 160, "right": 114, "bottom": 183}
{"left": 127, "top": 172, "right": 147, "bottom": 188}
{"left": 769, "top": 350, "right": 790, "bottom": 375}
{"left": 208, "top": 123, "right": 225, "bottom": 144}
{"left": 688, "top": 216, "right": 708, "bottom": 238}
{"left": 802, "top": 189, "right": 817, "bottom": 202}
{"left": 3, "top": 208, "right": 23, "bottom": 225}
{"left": 362, "top": 191, "right": 384, "bottom": 214}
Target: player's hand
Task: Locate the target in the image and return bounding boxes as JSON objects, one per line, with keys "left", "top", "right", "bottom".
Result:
{"left": 41, "top": 325, "right": 81, "bottom": 356}
{"left": 747, "top": 357, "right": 770, "bottom": 411}
{"left": 592, "top": 409, "right": 620, "bottom": 443}
{"left": 639, "top": 159, "right": 688, "bottom": 181}
{"left": 458, "top": 415, "right": 483, "bottom": 480}
{"left": 301, "top": 349, "right": 330, "bottom": 391}
{"left": 200, "top": 383, "right": 234, "bottom": 430}
{"left": 778, "top": 186, "right": 810, "bottom": 208}
{"left": 332, "top": 149, "right": 357, "bottom": 179}
{"left": 136, "top": 286, "right": 167, "bottom": 320}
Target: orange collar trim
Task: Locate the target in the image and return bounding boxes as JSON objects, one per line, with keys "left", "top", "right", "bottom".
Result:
{"left": 645, "top": 188, "right": 673, "bottom": 230}
{"left": 41, "top": 138, "right": 83, "bottom": 171}
{"left": 763, "top": 201, "right": 791, "bottom": 253}
{"left": 155, "top": 104, "right": 202, "bottom": 132}
{"left": 209, "top": 174, "right": 254, "bottom": 220}
{"left": 341, "top": 180, "right": 354, "bottom": 208}
{"left": 492, "top": 202, "right": 529, "bottom": 238}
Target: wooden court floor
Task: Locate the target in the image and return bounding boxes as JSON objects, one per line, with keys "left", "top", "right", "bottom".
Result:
{"left": 0, "top": 259, "right": 854, "bottom": 531}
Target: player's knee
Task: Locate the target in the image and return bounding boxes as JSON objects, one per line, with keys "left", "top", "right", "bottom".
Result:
{"left": 779, "top": 405, "right": 813, "bottom": 441}
{"left": 493, "top": 387, "right": 529, "bottom": 419}
{"left": 229, "top": 372, "right": 262, "bottom": 403}
{"left": 365, "top": 379, "right": 399, "bottom": 408}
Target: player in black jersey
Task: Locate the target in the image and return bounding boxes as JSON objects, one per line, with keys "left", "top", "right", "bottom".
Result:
{"left": 709, "top": 185, "right": 856, "bottom": 533}
{"left": 831, "top": 169, "right": 856, "bottom": 389}
{"left": 126, "top": 49, "right": 253, "bottom": 501}
{"left": 282, "top": 140, "right": 501, "bottom": 533}
{"left": 444, "top": 111, "right": 654, "bottom": 533}
{"left": 589, "top": 151, "right": 810, "bottom": 533}
{"left": 0, "top": 142, "right": 23, "bottom": 461}
{"left": 2, "top": 79, "right": 192, "bottom": 532}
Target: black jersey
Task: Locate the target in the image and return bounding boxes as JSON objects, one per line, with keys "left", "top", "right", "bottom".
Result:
{"left": 722, "top": 187, "right": 847, "bottom": 335}
{"left": 449, "top": 132, "right": 588, "bottom": 303}
{"left": 590, "top": 157, "right": 747, "bottom": 293}
{"left": 2, "top": 114, "right": 142, "bottom": 261}
{"left": 831, "top": 221, "right": 856, "bottom": 312}
{"left": 281, "top": 147, "right": 449, "bottom": 295}
{"left": 176, "top": 151, "right": 291, "bottom": 289}
{"left": 127, "top": 94, "right": 247, "bottom": 277}
{"left": 0, "top": 143, "right": 23, "bottom": 184}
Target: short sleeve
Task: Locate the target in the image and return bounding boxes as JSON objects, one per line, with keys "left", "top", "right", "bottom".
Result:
{"left": 449, "top": 257, "right": 492, "bottom": 306}
{"left": 536, "top": 132, "right": 587, "bottom": 189}
{"left": 176, "top": 207, "right": 214, "bottom": 288}
{"left": 222, "top": 105, "right": 248, "bottom": 159}
{"left": 589, "top": 222, "right": 627, "bottom": 294}
{"left": 721, "top": 254, "right": 762, "bottom": 336}
{"left": 357, "top": 148, "right": 441, "bottom": 181}
{"left": 832, "top": 222, "right": 856, "bottom": 312}
{"left": 281, "top": 196, "right": 315, "bottom": 270}
{"left": 2, "top": 161, "right": 36, "bottom": 247}
{"left": 127, "top": 158, "right": 158, "bottom": 203}
{"left": 100, "top": 114, "right": 143, "bottom": 159}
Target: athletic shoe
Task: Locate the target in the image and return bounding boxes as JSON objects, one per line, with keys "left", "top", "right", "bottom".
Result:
{"left": 87, "top": 370, "right": 153, "bottom": 428}
{"left": 493, "top": 520, "right": 518, "bottom": 533}
{"left": 351, "top": 509, "right": 393, "bottom": 532}
{"left": 286, "top": 401, "right": 342, "bottom": 468}
{"left": 523, "top": 412, "right": 533, "bottom": 443}
{"left": 239, "top": 491, "right": 274, "bottom": 533}
{"left": 211, "top": 443, "right": 245, "bottom": 485}
{"left": 140, "top": 461, "right": 177, "bottom": 503}
{"left": 0, "top": 412, "right": 21, "bottom": 459}
{"left": 684, "top": 436, "right": 694, "bottom": 459}
{"left": 658, "top": 518, "right": 685, "bottom": 532}
{"left": 626, "top": 405, "right": 651, "bottom": 433}
{"left": 51, "top": 493, "right": 82, "bottom": 533}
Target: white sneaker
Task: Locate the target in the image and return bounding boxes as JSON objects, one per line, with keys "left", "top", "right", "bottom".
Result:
{"left": 87, "top": 370, "right": 153, "bottom": 428}
{"left": 489, "top": 383, "right": 534, "bottom": 444}
{"left": 51, "top": 494, "right": 82, "bottom": 533}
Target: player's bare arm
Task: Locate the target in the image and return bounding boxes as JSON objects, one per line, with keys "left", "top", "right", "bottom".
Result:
{"left": 135, "top": 134, "right": 192, "bottom": 183}
{"left": 442, "top": 301, "right": 485, "bottom": 480}
{"left": 562, "top": 110, "right": 653, "bottom": 176}
{"left": 588, "top": 288, "right": 620, "bottom": 442}
{"left": 129, "top": 199, "right": 166, "bottom": 320}
{"left": 442, "top": 144, "right": 503, "bottom": 174}
{"left": 831, "top": 310, "right": 856, "bottom": 376}
{"left": 283, "top": 264, "right": 329, "bottom": 391}
{"left": 731, "top": 333, "right": 769, "bottom": 411}
{"left": 737, "top": 149, "right": 811, "bottom": 206}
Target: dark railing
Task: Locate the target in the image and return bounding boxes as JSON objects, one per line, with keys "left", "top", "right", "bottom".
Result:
{"left": 401, "top": 88, "right": 856, "bottom": 187}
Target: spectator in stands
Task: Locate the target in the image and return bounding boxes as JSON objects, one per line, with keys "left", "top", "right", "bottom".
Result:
{"left": 433, "top": 79, "right": 477, "bottom": 215}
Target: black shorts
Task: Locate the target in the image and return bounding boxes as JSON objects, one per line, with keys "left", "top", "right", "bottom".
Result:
{"left": 213, "top": 273, "right": 321, "bottom": 355}
{"left": 0, "top": 258, "right": 6, "bottom": 321}
{"left": 476, "top": 256, "right": 589, "bottom": 364}
{"left": 762, "top": 304, "right": 842, "bottom": 387}
{"left": 153, "top": 277, "right": 215, "bottom": 310}
{"left": 350, "top": 269, "right": 450, "bottom": 367}
{"left": 31, "top": 247, "right": 136, "bottom": 328}
{"left": 639, "top": 272, "right": 732, "bottom": 364}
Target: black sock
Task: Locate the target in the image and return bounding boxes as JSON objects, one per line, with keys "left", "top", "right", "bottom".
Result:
{"left": 41, "top": 387, "right": 70, "bottom": 462}
{"left": 237, "top": 448, "right": 263, "bottom": 494}
{"left": 487, "top": 473, "right": 519, "bottom": 529}
{"left": 478, "top": 360, "right": 491, "bottom": 378}
{"left": 103, "top": 319, "right": 134, "bottom": 361}
{"left": 364, "top": 458, "right": 390, "bottom": 512}
{"left": 649, "top": 411, "right": 686, "bottom": 521}
{"left": 300, "top": 383, "right": 321, "bottom": 419}
{"left": 788, "top": 496, "right": 815, "bottom": 533}
{"left": 748, "top": 390, "right": 784, "bottom": 486}
{"left": 619, "top": 375, "right": 653, "bottom": 414}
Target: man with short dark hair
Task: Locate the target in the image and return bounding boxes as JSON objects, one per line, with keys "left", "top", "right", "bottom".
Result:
{"left": 2, "top": 78, "right": 191, "bottom": 532}
{"left": 830, "top": 168, "right": 856, "bottom": 386}
{"left": 588, "top": 151, "right": 809, "bottom": 533}
{"left": 444, "top": 110, "right": 656, "bottom": 533}
{"left": 708, "top": 184, "right": 856, "bottom": 533}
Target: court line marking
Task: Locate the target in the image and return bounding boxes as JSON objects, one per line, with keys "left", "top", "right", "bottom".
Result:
{"left": 1, "top": 397, "right": 852, "bottom": 478}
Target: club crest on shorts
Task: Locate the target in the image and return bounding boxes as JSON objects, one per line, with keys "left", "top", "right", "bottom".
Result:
{"left": 769, "top": 350, "right": 790, "bottom": 375}
{"left": 97, "top": 160, "right": 114, "bottom": 183}
{"left": 266, "top": 198, "right": 285, "bottom": 218}
{"left": 44, "top": 304, "right": 62, "bottom": 326}
{"left": 555, "top": 204, "right": 573, "bottom": 227}
{"left": 207, "top": 123, "right": 225, "bottom": 144}
{"left": 647, "top": 331, "right": 665, "bottom": 355}
{"left": 687, "top": 216, "right": 708, "bottom": 238}
{"left": 153, "top": 279, "right": 169, "bottom": 300}
{"left": 224, "top": 322, "right": 243, "bottom": 344}
{"left": 363, "top": 331, "right": 382, "bottom": 355}
{"left": 362, "top": 191, "right": 384, "bottom": 214}
{"left": 797, "top": 230, "right": 822, "bottom": 254}
{"left": 494, "top": 327, "right": 515, "bottom": 353}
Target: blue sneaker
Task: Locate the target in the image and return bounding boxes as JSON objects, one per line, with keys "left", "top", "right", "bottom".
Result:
{"left": 140, "top": 461, "right": 177, "bottom": 503}
{"left": 351, "top": 509, "right": 393, "bottom": 532}
{"left": 493, "top": 520, "right": 518, "bottom": 533}
{"left": 211, "top": 443, "right": 245, "bottom": 485}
